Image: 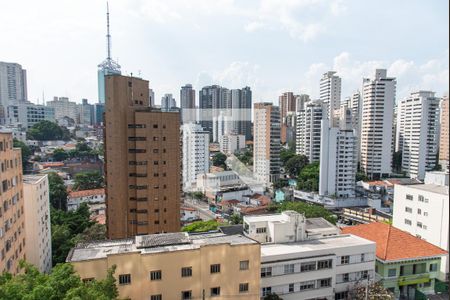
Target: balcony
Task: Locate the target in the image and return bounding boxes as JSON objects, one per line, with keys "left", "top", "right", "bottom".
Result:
{"left": 398, "top": 273, "right": 430, "bottom": 286}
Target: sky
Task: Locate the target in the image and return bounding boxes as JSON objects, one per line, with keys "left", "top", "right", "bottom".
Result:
{"left": 0, "top": 0, "right": 448, "bottom": 105}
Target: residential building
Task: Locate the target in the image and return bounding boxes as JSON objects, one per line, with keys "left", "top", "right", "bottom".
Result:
{"left": 182, "top": 123, "right": 209, "bottom": 192}
{"left": 319, "top": 107, "right": 357, "bottom": 198}
{"left": 67, "top": 188, "right": 105, "bottom": 217}
{"left": 244, "top": 211, "right": 376, "bottom": 300}
{"left": 67, "top": 231, "right": 261, "bottom": 300}
{"left": 439, "top": 96, "right": 449, "bottom": 170}
{"left": 343, "top": 222, "right": 447, "bottom": 299}
{"left": 161, "top": 94, "right": 176, "bottom": 112}
{"left": 0, "top": 62, "right": 27, "bottom": 108}
{"left": 46, "top": 97, "right": 78, "bottom": 122}
{"left": 0, "top": 132, "right": 26, "bottom": 274}
{"left": 212, "top": 111, "right": 233, "bottom": 143}
{"left": 320, "top": 71, "right": 341, "bottom": 119}
{"left": 180, "top": 84, "right": 196, "bottom": 124}
{"left": 4, "top": 101, "right": 55, "bottom": 128}
{"left": 219, "top": 133, "right": 246, "bottom": 155}
{"left": 253, "top": 103, "right": 281, "bottom": 184}
{"left": 198, "top": 85, "right": 227, "bottom": 138}
{"left": 396, "top": 91, "right": 440, "bottom": 180}
{"left": 360, "top": 69, "right": 396, "bottom": 179}
{"left": 23, "top": 174, "right": 52, "bottom": 273}
{"left": 295, "top": 94, "right": 310, "bottom": 112}
{"left": 196, "top": 171, "right": 251, "bottom": 202}
{"left": 279, "top": 92, "right": 297, "bottom": 123}
{"left": 78, "top": 98, "right": 94, "bottom": 125}
{"left": 149, "top": 89, "right": 155, "bottom": 108}
{"left": 392, "top": 171, "right": 449, "bottom": 280}
{"left": 93, "top": 103, "right": 105, "bottom": 125}
{"left": 237, "top": 87, "right": 253, "bottom": 140}
{"left": 104, "top": 74, "right": 181, "bottom": 239}
{"left": 296, "top": 100, "right": 324, "bottom": 162}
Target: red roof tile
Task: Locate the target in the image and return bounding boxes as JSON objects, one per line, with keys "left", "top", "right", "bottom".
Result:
{"left": 69, "top": 188, "right": 105, "bottom": 198}
{"left": 342, "top": 222, "right": 447, "bottom": 261}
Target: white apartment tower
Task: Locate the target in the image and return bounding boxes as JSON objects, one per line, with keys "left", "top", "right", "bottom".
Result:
{"left": 360, "top": 69, "right": 396, "bottom": 179}
{"left": 0, "top": 62, "right": 28, "bottom": 108}
{"left": 320, "top": 71, "right": 341, "bottom": 120}
{"left": 396, "top": 91, "right": 441, "bottom": 180}
{"left": 296, "top": 101, "right": 324, "bottom": 162}
{"left": 319, "top": 107, "right": 357, "bottom": 198}
{"left": 182, "top": 123, "right": 210, "bottom": 191}
{"left": 46, "top": 97, "right": 78, "bottom": 122}
{"left": 253, "top": 103, "right": 281, "bottom": 184}
{"left": 23, "top": 174, "right": 52, "bottom": 273}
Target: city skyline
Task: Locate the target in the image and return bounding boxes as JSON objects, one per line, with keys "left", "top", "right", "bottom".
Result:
{"left": 0, "top": 0, "right": 448, "bottom": 105}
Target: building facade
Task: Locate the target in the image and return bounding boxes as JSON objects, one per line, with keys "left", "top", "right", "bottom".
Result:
{"left": 182, "top": 123, "right": 209, "bottom": 192}
{"left": 219, "top": 133, "right": 246, "bottom": 155}
{"left": 0, "top": 62, "right": 27, "bottom": 108}
{"left": 320, "top": 71, "right": 341, "bottom": 120}
{"left": 0, "top": 132, "right": 26, "bottom": 274}
{"left": 4, "top": 101, "right": 55, "bottom": 128}
{"left": 161, "top": 94, "right": 176, "bottom": 112}
{"left": 439, "top": 96, "right": 449, "bottom": 170}
{"left": 23, "top": 174, "right": 52, "bottom": 273}
{"left": 67, "top": 188, "right": 105, "bottom": 217}
{"left": 360, "top": 69, "right": 396, "bottom": 179}
{"left": 253, "top": 103, "right": 281, "bottom": 184}
{"left": 46, "top": 97, "right": 78, "bottom": 122}
{"left": 396, "top": 91, "right": 441, "bottom": 180}
{"left": 104, "top": 75, "right": 181, "bottom": 239}
{"left": 180, "top": 84, "right": 196, "bottom": 124}
{"left": 296, "top": 100, "right": 324, "bottom": 162}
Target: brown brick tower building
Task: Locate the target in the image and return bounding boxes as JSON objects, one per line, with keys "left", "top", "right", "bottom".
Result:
{"left": 104, "top": 75, "right": 181, "bottom": 239}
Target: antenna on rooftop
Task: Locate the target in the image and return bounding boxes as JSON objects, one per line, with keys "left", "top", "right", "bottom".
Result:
{"left": 106, "top": 2, "right": 112, "bottom": 61}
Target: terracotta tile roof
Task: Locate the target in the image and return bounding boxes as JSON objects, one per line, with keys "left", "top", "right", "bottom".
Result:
{"left": 181, "top": 206, "right": 197, "bottom": 212}
{"left": 68, "top": 188, "right": 105, "bottom": 198}
{"left": 91, "top": 214, "right": 105, "bottom": 225}
{"left": 220, "top": 199, "right": 240, "bottom": 206}
{"left": 342, "top": 222, "right": 447, "bottom": 261}
{"left": 41, "top": 162, "right": 65, "bottom": 167}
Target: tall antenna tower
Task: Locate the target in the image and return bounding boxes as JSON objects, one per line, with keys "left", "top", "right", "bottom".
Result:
{"left": 98, "top": 2, "right": 121, "bottom": 73}
{"left": 106, "top": 2, "right": 111, "bottom": 61}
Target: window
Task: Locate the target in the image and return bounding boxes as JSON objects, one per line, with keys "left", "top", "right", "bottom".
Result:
{"left": 318, "top": 278, "right": 331, "bottom": 288}
{"left": 301, "top": 262, "right": 316, "bottom": 272}
{"left": 404, "top": 219, "right": 412, "bottom": 225}
{"left": 340, "top": 256, "right": 350, "bottom": 264}
{"left": 284, "top": 264, "right": 295, "bottom": 274}
{"left": 417, "top": 222, "right": 423, "bottom": 228}
{"left": 239, "top": 283, "right": 249, "bottom": 293}
{"left": 150, "top": 270, "right": 162, "bottom": 281}
{"left": 406, "top": 194, "right": 413, "bottom": 201}
{"left": 342, "top": 273, "right": 349, "bottom": 282}
{"left": 181, "top": 267, "right": 192, "bottom": 277}
{"left": 405, "top": 207, "right": 413, "bottom": 213}
{"left": 256, "top": 227, "right": 266, "bottom": 234}
{"left": 318, "top": 259, "right": 332, "bottom": 269}
{"left": 388, "top": 268, "right": 396, "bottom": 277}
{"left": 289, "top": 283, "right": 294, "bottom": 292}
{"left": 335, "top": 291, "right": 349, "bottom": 300}
{"left": 361, "top": 270, "right": 369, "bottom": 279}
{"left": 210, "top": 264, "right": 221, "bottom": 274}
{"left": 262, "top": 287, "right": 272, "bottom": 296}
{"left": 299, "top": 280, "right": 315, "bottom": 290}
{"left": 429, "top": 264, "right": 438, "bottom": 272}
{"left": 181, "top": 291, "right": 192, "bottom": 300}
{"left": 210, "top": 287, "right": 220, "bottom": 297}
{"left": 418, "top": 195, "right": 424, "bottom": 202}
{"left": 118, "top": 274, "right": 131, "bottom": 285}
{"left": 240, "top": 260, "right": 249, "bottom": 270}
{"left": 261, "top": 267, "right": 272, "bottom": 277}
{"left": 151, "top": 295, "right": 162, "bottom": 300}
{"left": 361, "top": 253, "right": 365, "bottom": 262}
{"left": 417, "top": 208, "right": 422, "bottom": 215}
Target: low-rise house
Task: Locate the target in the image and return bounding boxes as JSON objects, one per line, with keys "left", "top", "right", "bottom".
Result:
{"left": 197, "top": 171, "right": 252, "bottom": 202}
{"left": 342, "top": 222, "right": 447, "bottom": 299}
{"left": 180, "top": 206, "right": 200, "bottom": 223}
{"left": 67, "top": 188, "right": 105, "bottom": 217}
{"left": 340, "top": 207, "right": 392, "bottom": 225}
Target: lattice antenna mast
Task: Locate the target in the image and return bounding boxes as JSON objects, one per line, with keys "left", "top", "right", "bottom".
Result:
{"left": 106, "top": 2, "right": 111, "bottom": 61}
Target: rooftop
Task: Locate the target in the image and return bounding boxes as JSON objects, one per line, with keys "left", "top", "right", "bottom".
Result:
{"left": 342, "top": 222, "right": 447, "bottom": 262}
{"left": 23, "top": 174, "right": 47, "bottom": 184}
{"left": 69, "top": 188, "right": 105, "bottom": 198}
{"left": 401, "top": 183, "right": 448, "bottom": 195}
{"left": 67, "top": 231, "right": 256, "bottom": 262}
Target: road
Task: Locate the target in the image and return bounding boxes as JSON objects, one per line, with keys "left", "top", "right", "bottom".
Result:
{"left": 183, "top": 198, "right": 215, "bottom": 221}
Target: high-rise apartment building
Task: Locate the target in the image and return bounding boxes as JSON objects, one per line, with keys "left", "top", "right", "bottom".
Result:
{"left": 396, "top": 91, "right": 440, "bottom": 180}
{"left": 440, "top": 96, "right": 449, "bottom": 170}
{"left": 320, "top": 71, "right": 341, "bottom": 119}
{"left": 104, "top": 75, "right": 181, "bottom": 239}
{"left": 220, "top": 134, "right": 246, "bottom": 155}
{"left": 161, "top": 94, "right": 176, "bottom": 112}
{"left": 3, "top": 101, "right": 55, "bottom": 128}
{"left": 182, "top": 123, "right": 209, "bottom": 192}
{"left": 46, "top": 97, "right": 78, "bottom": 122}
{"left": 149, "top": 89, "right": 155, "bottom": 108}
{"left": 360, "top": 69, "right": 396, "bottom": 179}
{"left": 180, "top": 84, "right": 196, "bottom": 124}
{"left": 23, "top": 174, "right": 52, "bottom": 273}
{"left": 78, "top": 98, "right": 94, "bottom": 125}
{"left": 279, "top": 92, "right": 297, "bottom": 123}
{"left": 0, "top": 62, "right": 28, "bottom": 108}
{"left": 295, "top": 94, "right": 310, "bottom": 112}
{"left": 0, "top": 132, "right": 26, "bottom": 274}
{"left": 319, "top": 108, "right": 357, "bottom": 198}
{"left": 296, "top": 101, "right": 324, "bottom": 162}
{"left": 93, "top": 103, "right": 105, "bottom": 125}
{"left": 253, "top": 103, "right": 281, "bottom": 184}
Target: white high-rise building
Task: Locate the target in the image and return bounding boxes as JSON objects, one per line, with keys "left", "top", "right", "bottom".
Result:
{"left": 161, "top": 93, "right": 176, "bottom": 111}
{"left": 220, "top": 134, "right": 246, "bottom": 155}
{"left": 23, "top": 174, "right": 52, "bottom": 273}
{"left": 320, "top": 71, "right": 341, "bottom": 120}
{"left": 0, "top": 62, "right": 28, "bottom": 108}
{"left": 296, "top": 101, "right": 324, "bottom": 162}
{"left": 213, "top": 111, "right": 234, "bottom": 143}
{"left": 319, "top": 108, "right": 357, "bottom": 198}
{"left": 360, "top": 69, "right": 396, "bottom": 179}
{"left": 46, "top": 96, "right": 78, "bottom": 122}
{"left": 182, "top": 123, "right": 209, "bottom": 191}
{"left": 253, "top": 103, "right": 281, "bottom": 184}
{"left": 396, "top": 91, "right": 441, "bottom": 180}
{"left": 3, "top": 101, "right": 55, "bottom": 128}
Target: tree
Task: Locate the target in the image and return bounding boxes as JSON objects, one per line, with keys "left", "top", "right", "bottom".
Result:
{"left": 263, "top": 293, "right": 283, "bottom": 300}
{"left": 182, "top": 220, "right": 220, "bottom": 232}
{"left": 392, "top": 151, "right": 402, "bottom": 173}
{"left": 235, "top": 148, "right": 253, "bottom": 166}
{"left": 0, "top": 261, "right": 118, "bottom": 300}
{"left": 73, "top": 223, "right": 107, "bottom": 244}
{"left": 13, "top": 139, "right": 31, "bottom": 172}
{"left": 273, "top": 201, "right": 337, "bottom": 224}
{"left": 192, "top": 191, "right": 205, "bottom": 201}
{"left": 349, "top": 281, "right": 395, "bottom": 300}
{"left": 73, "top": 171, "right": 104, "bottom": 191}
{"left": 285, "top": 155, "right": 309, "bottom": 178}
{"left": 53, "top": 148, "right": 68, "bottom": 161}
{"left": 26, "top": 120, "right": 71, "bottom": 141}
{"left": 229, "top": 214, "right": 243, "bottom": 225}
{"left": 212, "top": 152, "right": 227, "bottom": 168}
{"left": 280, "top": 148, "right": 295, "bottom": 166}
{"left": 48, "top": 172, "right": 67, "bottom": 210}
{"left": 297, "top": 162, "right": 320, "bottom": 192}
{"left": 356, "top": 171, "right": 369, "bottom": 182}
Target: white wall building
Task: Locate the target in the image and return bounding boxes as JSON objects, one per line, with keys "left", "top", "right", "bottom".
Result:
{"left": 392, "top": 171, "right": 449, "bottom": 280}
{"left": 243, "top": 211, "right": 376, "bottom": 300}
{"left": 296, "top": 100, "right": 324, "bottom": 162}
{"left": 4, "top": 101, "right": 55, "bottom": 128}
{"left": 23, "top": 174, "right": 52, "bottom": 273}
{"left": 320, "top": 71, "right": 341, "bottom": 120}
{"left": 67, "top": 188, "right": 106, "bottom": 216}
{"left": 161, "top": 93, "right": 176, "bottom": 111}
{"left": 182, "top": 123, "right": 209, "bottom": 192}
{"left": 360, "top": 69, "right": 396, "bottom": 179}
{"left": 46, "top": 97, "right": 78, "bottom": 122}
{"left": 219, "top": 133, "right": 245, "bottom": 155}
{"left": 396, "top": 91, "right": 441, "bottom": 180}
{"left": 196, "top": 171, "right": 252, "bottom": 201}
{"left": 253, "top": 103, "right": 281, "bottom": 184}
{"left": 0, "top": 62, "right": 27, "bottom": 107}
{"left": 319, "top": 108, "right": 357, "bottom": 198}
